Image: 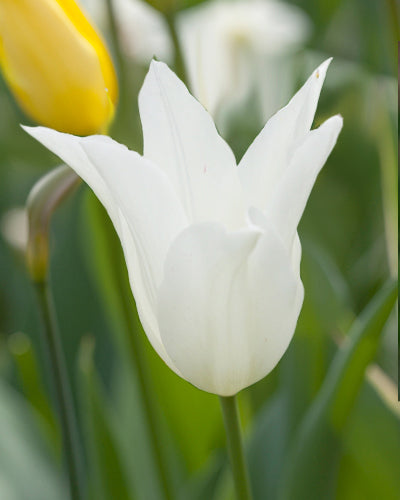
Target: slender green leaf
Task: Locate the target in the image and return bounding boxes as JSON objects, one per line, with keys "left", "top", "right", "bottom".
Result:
{"left": 278, "top": 279, "right": 397, "bottom": 500}
{"left": 336, "top": 378, "right": 400, "bottom": 500}
{"left": 78, "top": 337, "right": 134, "bottom": 500}
{"left": 247, "top": 393, "right": 289, "bottom": 500}
{"left": 0, "top": 379, "right": 66, "bottom": 500}
{"left": 8, "top": 330, "right": 60, "bottom": 453}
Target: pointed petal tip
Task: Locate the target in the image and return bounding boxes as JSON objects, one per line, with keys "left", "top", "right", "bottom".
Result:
{"left": 21, "top": 124, "right": 43, "bottom": 140}
{"left": 313, "top": 57, "right": 333, "bottom": 82}
{"left": 21, "top": 124, "right": 75, "bottom": 140}
{"left": 148, "top": 58, "right": 170, "bottom": 75}
{"left": 21, "top": 124, "right": 37, "bottom": 134}
{"left": 325, "top": 114, "right": 344, "bottom": 131}
{"left": 149, "top": 58, "right": 159, "bottom": 70}
{"left": 315, "top": 114, "right": 343, "bottom": 151}
{"left": 333, "top": 113, "right": 343, "bottom": 126}
{"left": 140, "top": 60, "right": 176, "bottom": 102}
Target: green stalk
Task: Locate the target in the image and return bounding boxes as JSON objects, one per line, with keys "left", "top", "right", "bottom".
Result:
{"left": 386, "top": 0, "right": 399, "bottom": 44}
{"left": 104, "top": 0, "right": 126, "bottom": 84}
{"left": 219, "top": 395, "right": 253, "bottom": 500}
{"left": 27, "top": 165, "right": 84, "bottom": 499}
{"left": 164, "top": 12, "right": 189, "bottom": 85}
{"left": 104, "top": 0, "right": 133, "bottom": 140}
{"left": 35, "top": 281, "right": 85, "bottom": 500}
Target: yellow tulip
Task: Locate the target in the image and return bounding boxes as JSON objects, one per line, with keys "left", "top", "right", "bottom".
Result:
{"left": 0, "top": 0, "right": 118, "bottom": 135}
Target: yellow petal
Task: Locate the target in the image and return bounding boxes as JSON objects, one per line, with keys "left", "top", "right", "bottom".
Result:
{"left": 0, "top": 0, "right": 118, "bottom": 135}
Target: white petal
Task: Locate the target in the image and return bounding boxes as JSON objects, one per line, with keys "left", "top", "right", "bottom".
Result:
{"left": 266, "top": 115, "right": 343, "bottom": 248}
{"left": 248, "top": 206, "right": 302, "bottom": 278}
{"left": 139, "top": 60, "right": 245, "bottom": 229}
{"left": 157, "top": 222, "right": 303, "bottom": 396}
{"left": 80, "top": 137, "right": 188, "bottom": 303}
{"left": 23, "top": 126, "right": 187, "bottom": 368}
{"left": 238, "top": 58, "right": 332, "bottom": 210}
{"left": 117, "top": 212, "right": 181, "bottom": 373}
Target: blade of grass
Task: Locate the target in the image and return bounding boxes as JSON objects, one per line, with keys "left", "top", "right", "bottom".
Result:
{"left": 279, "top": 279, "right": 397, "bottom": 500}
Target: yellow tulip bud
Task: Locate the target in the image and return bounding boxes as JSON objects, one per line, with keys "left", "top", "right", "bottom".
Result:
{"left": 0, "top": 0, "right": 118, "bottom": 135}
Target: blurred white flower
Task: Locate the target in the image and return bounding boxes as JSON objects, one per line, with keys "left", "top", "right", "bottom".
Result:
{"left": 81, "top": 0, "right": 172, "bottom": 63}
{"left": 114, "top": 0, "right": 172, "bottom": 63}
{"left": 24, "top": 59, "right": 342, "bottom": 396}
{"left": 178, "top": 0, "right": 311, "bottom": 125}
{"left": 0, "top": 207, "right": 28, "bottom": 252}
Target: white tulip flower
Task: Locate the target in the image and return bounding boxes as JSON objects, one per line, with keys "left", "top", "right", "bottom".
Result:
{"left": 24, "top": 59, "right": 342, "bottom": 396}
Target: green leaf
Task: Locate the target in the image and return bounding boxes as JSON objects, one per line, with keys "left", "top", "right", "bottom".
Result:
{"left": 179, "top": 453, "right": 225, "bottom": 500}
{"left": 278, "top": 279, "right": 398, "bottom": 500}
{"left": 247, "top": 393, "right": 290, "bottom": 500}
{"left": 276, "top": 242, "right": 353, "bottom": 448}
{"left": 336, "top": 377, "right": 400, "bottom": 500}
{"left": 110, "top": 358, "right": 178, "bottom": 500}
{"left": 0, "top": 379, "right": 66, "bottom": 500}
{"left": 8, "top": 331, "right": 60, "bottom": 454}
{"left": 78, "top": 337, "right": 134, "bottom": 500}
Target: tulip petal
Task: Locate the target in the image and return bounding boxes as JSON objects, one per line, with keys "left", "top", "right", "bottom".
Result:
{"left": 266, "top": 115, "right": 343, "bottom": 248}
{"left": 80, "top": 137, "right": 188, "bottom": 302}
{"left": 1, "top": 0, "right": 117, "bottom": 135}
{"left": 157, "top": 222, "right": 303, "bottom": 396}
{"left": 238, "top": 58, "right": 332, "bottom": 210}
{"left": 23, "top": 125, "right": 187, "bottom": 369}
{"left": 139, "top": 60, "right": 245, "bottom": 229}
{"left": 248, "top": 206, "right": 302, "bottom": 278}
{"left": 117, "top": 212, "right": 182, "bottom": 373}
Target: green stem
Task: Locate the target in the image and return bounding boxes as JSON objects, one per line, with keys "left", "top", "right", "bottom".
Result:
{"left": 35, "top": 282, "right": 85, "bottom": 500}
{"left": 219, "top": 396, "right": 253, "bottom": 500}
{"left": 104, "top": 0, "right": 126, "bottom": 82}
{"left": 386, "top": 0, "right": 399, "bottom": 44}
{"left": 104, "top": 0, "right": 132, "bottom": 137}
{"left": 164, "top": 12, "right": 189, "bottom": 85}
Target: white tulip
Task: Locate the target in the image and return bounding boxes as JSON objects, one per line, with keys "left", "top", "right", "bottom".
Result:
{"left": 24, "top": 59, "right": 342, "bottom": 396}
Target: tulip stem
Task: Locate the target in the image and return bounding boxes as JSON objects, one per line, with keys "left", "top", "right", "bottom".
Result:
{"left": 104, "top": 0, "right": 125, "bottom": 80}
{"left": 26, "top": 165, "right": 83, "bottom": 499}
{"left": 35, "top": 281, "right": 84, "bottom": 500}
{"left": 164, "top": 12, "right": 189, "bottom": 85}
{"left": 219, "top": 395, "right": 253, "bottom": 500}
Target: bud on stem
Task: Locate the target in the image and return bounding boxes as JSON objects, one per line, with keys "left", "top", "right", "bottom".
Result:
{"left": 26, "top": 165, "right": 81, "bottom": 282}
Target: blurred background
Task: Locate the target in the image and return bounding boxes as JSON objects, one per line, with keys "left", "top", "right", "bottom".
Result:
{"left": 0, "top": 0, "right": 398, "bottom": 499}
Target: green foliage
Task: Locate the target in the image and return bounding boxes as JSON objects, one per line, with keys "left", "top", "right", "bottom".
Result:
{"left": 0, "top": 380, "right": 66, "bottom": 500}
{"left": 78, "top": 337, "right": 134, "bottom": 500}
{"left": 278, "top": 280, "right": 398, "bottom": 500}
